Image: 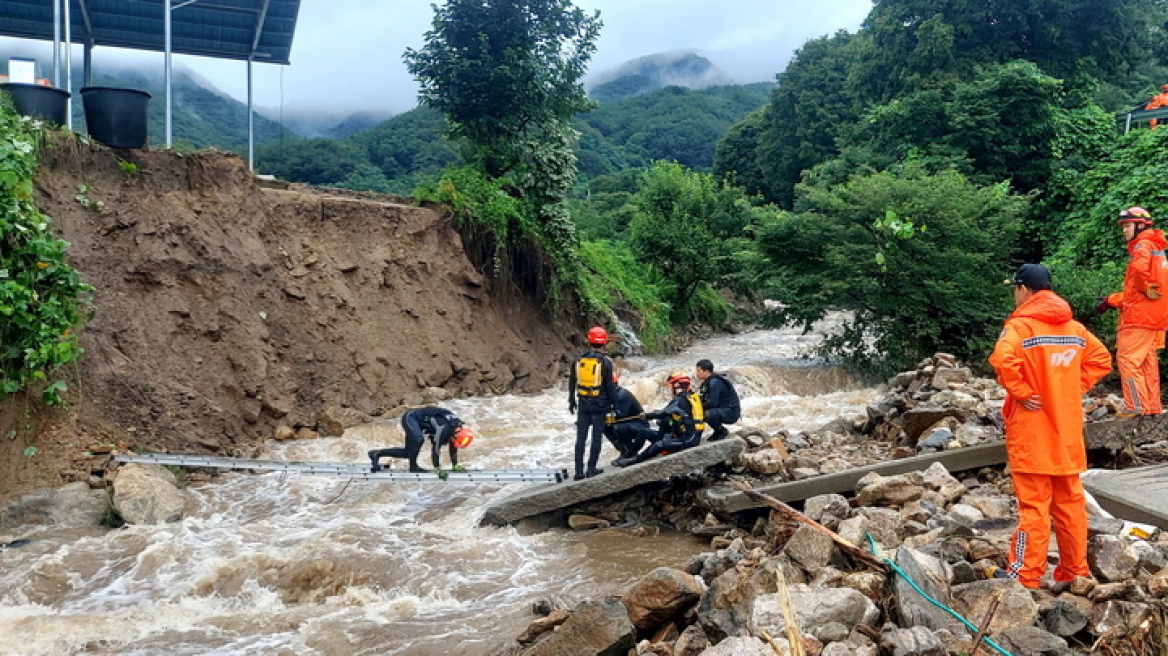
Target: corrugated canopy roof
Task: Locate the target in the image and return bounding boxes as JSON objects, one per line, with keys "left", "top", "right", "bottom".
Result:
{"left": 0, "top": 0, "right": 299, "bottom": 65}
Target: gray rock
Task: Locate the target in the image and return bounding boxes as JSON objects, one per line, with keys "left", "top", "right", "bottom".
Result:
{"left": 701, "top": 636, "right": 780, "bottom": 656}
{"left": 932, "top": 366, "right": 972, "bottom": 388}
{"left": 948, "top": 503, "right": 985, "bottom": 527}
{"left": 1091, "top": 600, "right": 1153, "bottom": 637}
{"left": 811, "top": 621, "right": 851, "bottom": 644}
{"left": 856, "top": 472, "right": 925, "bottom": 507}
{"left": 994, "top": 627, "right": 1071, "bottom": 656}
{"left": 1, "top": 482, "right": 110, "bottom": 528}
{"left": 1044, "top": 597, "right": 1090, "bottom": 637}
{"left": 522, "top": 597, "right": 634, "bottom": 656}
{"left": 112, "top": 464, "right": 187, "bottom": 525}
{"left": 964, "top": 495, "right": 1013, "bottom": 519}
{"left": 1131, "top": 540, "right": 1167, "bottom": 574}
{"left": 821, "top": 642, "right": 853, "bottom": 656}
{"left": 1089, "top": 535, "right": 1140, "bottom": 582}
{"left": 753, "top": 585, "right": 878, "bottom": 637}
{"left": 804, "top": 494, "right": 850, "bottom": 523}
{"left": 900, "top": 408, "right": 960, "bottom": 443}
{"left": 952, "top": 579, "right": 1038, "bottom": 635}
{"left": 879, "top": 626, "right": 946, "bottom": 656}
{"left": 894, "top": 548, "right": 964, "bottom": 635}
{"left": 740, "top": 448, "right": 785, "bottom": 475}
{"left": 783, "top": 524, "right": 836, "bottom": 573}
{"left": 856, "top": 507, "right": 900, "bottom": 550}
{"left": 672, "top": 624, "right": 708, "bottom": 656}
{"left": 837, "top": 516, "right": 870, "bottom": 549}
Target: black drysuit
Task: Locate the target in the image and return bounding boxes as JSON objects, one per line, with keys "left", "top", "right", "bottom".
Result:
{"left": 368, "top": 407, "right": 461, "bottom": 472}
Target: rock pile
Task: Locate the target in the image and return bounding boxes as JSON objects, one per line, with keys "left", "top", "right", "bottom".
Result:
{"left": 506, "top": 352, "right": 1168, "bottom": 655}
{"left": 503, "top": 460, "right": 1168, "bottom": 655}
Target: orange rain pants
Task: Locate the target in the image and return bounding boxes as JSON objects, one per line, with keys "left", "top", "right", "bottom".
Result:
{"left": 1116, "top": 327, "right": 1165, "bottom": 415}
{"left": 1007, "top": 472, "right": 1090, "bottom": 588}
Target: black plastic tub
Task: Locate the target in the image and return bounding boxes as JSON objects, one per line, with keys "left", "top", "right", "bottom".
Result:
{"left": 0, "top": 83, "right": 70, "bottom": 125}
{"left": 80, "top": 86, "right": 151, "bottom": 149}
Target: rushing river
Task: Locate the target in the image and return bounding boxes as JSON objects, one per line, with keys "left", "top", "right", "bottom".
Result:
{"left": 0, "top": 323, "right": 882, "bottom": 656}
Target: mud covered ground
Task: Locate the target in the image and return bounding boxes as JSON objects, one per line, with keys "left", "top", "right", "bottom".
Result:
{"left": 0, "top": 140, "right": 574, "bottom": 506}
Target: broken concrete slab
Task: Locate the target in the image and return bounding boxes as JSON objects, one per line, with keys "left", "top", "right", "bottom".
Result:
{"left": 1082, "top": 464, "right": 1168, "bottom": 530}
{"left": 480, "top": 438, "right": 745, "bottom": 526}
{"left": 699, "top": 442, "right": 1007, "bottom": 514}
{"left": 1085, "top": 415, "right": 1168, "bottom": 452}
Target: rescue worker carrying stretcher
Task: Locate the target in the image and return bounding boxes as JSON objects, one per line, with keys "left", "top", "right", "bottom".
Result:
{"left": 568, "top": 326, "right": 618, "bottom": 480}
{"left": 614, "top": 371, "right": 705, "bottom": 467}
{"left": 604, "top": 376, "right": 658, "bottom": 465}
{"left": 368, "top": 407, "right": 474, "bottom": 473}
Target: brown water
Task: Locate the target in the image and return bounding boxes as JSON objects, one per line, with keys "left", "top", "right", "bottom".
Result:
{"left": 0, "top": 322, "right": 880, "bottom": 655}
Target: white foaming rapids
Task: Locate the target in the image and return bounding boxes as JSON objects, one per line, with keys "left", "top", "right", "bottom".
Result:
{"left": 0, "top": 322, "right": 879, "bottom": 655}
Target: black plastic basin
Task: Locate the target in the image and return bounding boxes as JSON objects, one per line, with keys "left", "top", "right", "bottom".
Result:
{"left": 1, "top": 83, "right": 70, "bottom": 125}
{"left": 80, "top": 86, "right": 151, "bottom": 149}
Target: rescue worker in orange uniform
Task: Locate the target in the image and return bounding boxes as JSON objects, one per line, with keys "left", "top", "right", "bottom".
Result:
{"left": 990, "top": 264, "right": 1112, "bottom": 589}
{"left": 568, "top": 326, "right": 617, "bottom": 480}
{"left": 1095, "top": 207, "right": 1168, "bottom": 416}
{"left": 1145, "top": 84, "right": 1168, "bottom": 128}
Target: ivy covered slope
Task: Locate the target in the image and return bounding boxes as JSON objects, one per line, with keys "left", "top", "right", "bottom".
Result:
{"left": 0, "top": 100, "right": 92, "bottom": 405}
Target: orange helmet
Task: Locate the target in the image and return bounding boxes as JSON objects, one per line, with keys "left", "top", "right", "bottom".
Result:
{"left": 587, "top": 326, "right": 608, "bottom": 346}
{"left": 451, "top": 426, "right": 474, "bottom": 449}
{"left": 1118, "top": 206, "right": 1153, "bottom": 225}
{"left": 667, "top": 371, "right": 691, "bottom": 390}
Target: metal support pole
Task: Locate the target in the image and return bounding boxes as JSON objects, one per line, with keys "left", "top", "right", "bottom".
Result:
{"left": 53, "top": 0, "right": 61, "bottom": 87}
{"left": 247, "top": 58, "right": 254, "bottom": 171}
{"left": 83, "top": 40, "right": 92, "bottom": 88}
{"left": 165, "top": 0, "right": 173, "bottom": 148}
{"left": 64, "top": 0, "right": 73, "bottom": 129}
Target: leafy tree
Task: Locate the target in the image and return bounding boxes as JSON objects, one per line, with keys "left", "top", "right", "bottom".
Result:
{"left": 724, "top": 31, "right": 864, "bottom": 209}
{"left": 256, "top": 138, "right": 382, "bottom": 188}
{"left": 855, "top": 0, "right": 1166, "bottom": 101}
{"left": 754, "top": 165, "right": 1028, "bottom": 368}
{"left": 403, "top": 0, "right": 601, "bottom": 182}
{"left": 628, "top": 162, "right": 762, "bottom": 320}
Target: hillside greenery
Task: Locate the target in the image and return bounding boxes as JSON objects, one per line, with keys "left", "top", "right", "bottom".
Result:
{"left": 256, "top": 82, "right": 772, "bottom": 195}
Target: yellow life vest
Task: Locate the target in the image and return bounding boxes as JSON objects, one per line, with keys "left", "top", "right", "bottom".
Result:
{"left": 576, "top": 356, "right": 603, "bottom": 398}
{"left": 688, "top": 391, "right": 706, "bottom": 432}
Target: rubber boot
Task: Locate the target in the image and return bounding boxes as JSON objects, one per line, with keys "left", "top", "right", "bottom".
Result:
{"left": 409, "top": 460, "right": 429, "bottom": 473}
{"left": 368, "top": 450, "right": 382, "bottom": 473}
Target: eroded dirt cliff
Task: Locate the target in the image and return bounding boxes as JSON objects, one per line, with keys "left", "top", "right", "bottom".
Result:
{"left": 0, "top": 141, "right": 573, "bottom": 505}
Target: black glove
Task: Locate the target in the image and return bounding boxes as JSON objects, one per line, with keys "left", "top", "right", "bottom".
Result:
{"left": 569, "top": 399, "right": 577, "bottom": 415}
{"left": 1095, "top": 298, "right": 1113, "bottom": 315}
{"left": 644, "top": 411, "right": 663, "bottom": 421}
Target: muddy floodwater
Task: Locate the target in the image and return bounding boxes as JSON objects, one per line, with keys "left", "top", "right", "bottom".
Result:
{"left": 0, "top": 322, "right": 881, "bottom": 655}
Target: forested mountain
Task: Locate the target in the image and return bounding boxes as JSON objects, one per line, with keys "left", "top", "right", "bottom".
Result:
{"left": 587, "top": 52, "right": 735, "bottom": 103}
{"left": 256, "top": 81, "right": 772, "bottom": 194}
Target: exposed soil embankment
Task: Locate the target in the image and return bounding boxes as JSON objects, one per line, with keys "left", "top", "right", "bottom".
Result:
{"left": 1, "top": 142, "right": 572, "bottom": 505}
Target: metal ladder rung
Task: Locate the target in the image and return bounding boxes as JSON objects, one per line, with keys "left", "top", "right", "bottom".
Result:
{"left": 113, "top": 453, "right": 566, "bottom": 483}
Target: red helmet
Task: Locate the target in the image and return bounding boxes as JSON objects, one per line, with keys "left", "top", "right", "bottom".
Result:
{"left": 451, "top": 426, "right": 474, "bottom": 449}
{"left": 587, "top": 326, "right": 608, "bottom": 346}
{"left": 1118, "top": 206, "right": 1153, "bottom": 225}
{"left": 667, "top": 371, "right": 691, "bottom": 390}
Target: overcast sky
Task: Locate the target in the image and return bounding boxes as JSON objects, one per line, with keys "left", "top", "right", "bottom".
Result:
{"left": 3, "top": 0, "right": 871, "bottom": 116}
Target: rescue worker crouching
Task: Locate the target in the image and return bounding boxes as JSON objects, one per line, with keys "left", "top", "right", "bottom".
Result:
{"left": 696, "top": 359, "right": 740, "bottom": 441}
{"left": 1095, "top": 206, "right": 1168, "bottom": 416}
{"left": 604, "top": 375, "right": 657, "bottom": 465}
{"left": 615, "top": 371, "right": 705, "bottom": 467}
{"left": 568, "top": 326, "right": 618, "bottom": 480}
{"left": 368, "top": 406, "right": 474, "bottom": 473}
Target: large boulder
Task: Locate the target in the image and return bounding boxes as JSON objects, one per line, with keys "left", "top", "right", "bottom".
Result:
{"left": 752, "top": 585, "right": 878, "bottom": 637}
{"left": 621, "top": 567, "right": 704, "bottom": 633}
{"left": 1, "top": 481, "right": 109, "bottom": 528}
{"left": 112, "top": 464, "right": 187, "bottom": 525}
{"left": 522, "top": 597, "right": 635, "bottom": 656}
{"left": 952, "top": 579, "right": 1038, "bottom": 635}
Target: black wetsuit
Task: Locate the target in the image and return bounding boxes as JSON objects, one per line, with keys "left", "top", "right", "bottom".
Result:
{"left": 633, "top": 393, "right": 702, "bottom": 464}
{"left": 567, "top": 348, "right": 617, "bottom": 478}
{"left": 368, "top": 407, "right": 460, "bottom": 472}
{"left": 605, "top": 387, "right": 656, "bottom": 458}
{"left": 700, "top": 373, "right": 740, "bottom": 440}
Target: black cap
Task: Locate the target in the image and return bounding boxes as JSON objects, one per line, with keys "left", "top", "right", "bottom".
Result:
{"left": 1004, "top": 264, "right": 1052, "bottom": 291}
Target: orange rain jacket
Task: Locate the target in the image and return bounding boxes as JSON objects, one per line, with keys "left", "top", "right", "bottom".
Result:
{"left": 989, "top": 291, "right": 1112, "bottom": 475}
{"left": 1106, "top": 229, "right": 1168, "bottom": 331}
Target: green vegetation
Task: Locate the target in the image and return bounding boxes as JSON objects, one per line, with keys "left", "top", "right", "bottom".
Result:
{"left": 0, "top": 99, "right": 93, "bottom": 405}
{"left": 707, "top": 0, "right": 1168, "bottom": 368}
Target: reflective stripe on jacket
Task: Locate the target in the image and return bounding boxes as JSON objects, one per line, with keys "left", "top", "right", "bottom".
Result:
{"left": 988, "top": 291, "right": 1111, "bottom": 475}
{"left": 1107, "top": 229, "right": 1168, "bottom": 331}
